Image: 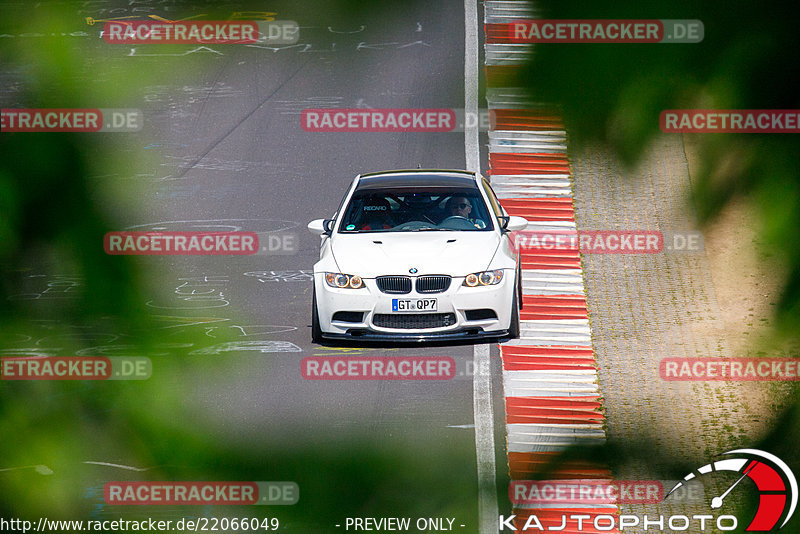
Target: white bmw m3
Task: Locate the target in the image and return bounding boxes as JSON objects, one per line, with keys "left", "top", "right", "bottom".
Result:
{"left": 307, "top": 169, "right": 529, "bottom": 343}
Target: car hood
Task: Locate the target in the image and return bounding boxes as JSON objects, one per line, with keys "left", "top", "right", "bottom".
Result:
{"left": 330, "top": 231, "right": 500, "bottom": 278}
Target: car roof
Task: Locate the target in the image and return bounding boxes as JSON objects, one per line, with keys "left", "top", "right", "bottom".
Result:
{"left": 355, "top": 169, "right": 479, "bottom": 190}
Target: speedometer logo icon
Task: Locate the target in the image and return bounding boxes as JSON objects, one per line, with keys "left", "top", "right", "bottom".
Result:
{"left": 665, "top": 449, "right": 797, "bottom": 531}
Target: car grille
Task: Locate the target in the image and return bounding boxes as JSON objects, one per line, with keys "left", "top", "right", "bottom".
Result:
{"left": 373, "top": 313, "right": 456, "bottom": 330}
{"left": 376, "top": 276, "right": 411, "bottom": 294}
{"left": 415, "top": 275, "right": 451, "bottom": 293}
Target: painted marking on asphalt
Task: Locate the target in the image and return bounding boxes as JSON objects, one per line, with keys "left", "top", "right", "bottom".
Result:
{"left": 472, "top": 343, "right": 499, "bottom": 534}
{"left": 466, "top": 1, "right": 498, "bottom": 532}
{"left": 465, "top": 0, "right": 480, "bottom": 174}
{"left": 189, "top": 340, "right": 301, "bottom": 354}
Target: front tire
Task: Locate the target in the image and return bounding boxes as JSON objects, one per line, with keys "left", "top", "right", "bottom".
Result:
{"left": 508, "top": 284, "right": 520, "bottom": 339}
{"left": 311, "top": 285, "right": 322, "bottom": 343}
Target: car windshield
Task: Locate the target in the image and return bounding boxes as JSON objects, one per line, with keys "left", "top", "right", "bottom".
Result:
{"left": 338, "top": 187, "right": 493, "bottom": 233}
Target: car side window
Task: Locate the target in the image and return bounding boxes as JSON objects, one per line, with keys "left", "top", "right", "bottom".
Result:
{"left": 481, "top": 178, "right": 504, "bottom": 219}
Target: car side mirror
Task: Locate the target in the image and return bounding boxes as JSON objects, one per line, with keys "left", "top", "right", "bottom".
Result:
{"left": 500, "top": 216, "right": 528, "bottom": 232}
{"left": 308, "top": 218, "right": 334, "bottom": 235}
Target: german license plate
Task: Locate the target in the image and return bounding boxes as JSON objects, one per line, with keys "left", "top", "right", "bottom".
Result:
{"left": 392, "top": 298, "right": 437, "bottom": 312}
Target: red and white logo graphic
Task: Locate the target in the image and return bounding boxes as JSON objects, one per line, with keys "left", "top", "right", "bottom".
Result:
{"left": 665, "top": 449, "right": 797, "bottom": 531}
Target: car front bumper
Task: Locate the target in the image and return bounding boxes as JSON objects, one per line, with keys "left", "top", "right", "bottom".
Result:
{"left": 320, "top": 328, "right": 508, "bottom": 343}
{"left": 314, "top": 271, "right": 514, "bottom": 342}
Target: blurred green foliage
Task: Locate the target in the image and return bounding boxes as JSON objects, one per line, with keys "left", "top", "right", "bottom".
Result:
{"left": 0, "top": 1, "right": 481, "bottom": 529}
{"left": 512, "top": 0, "right": 800, "bottom": 527}
{"left": 521, "top": 0, "right": 800, "bottom": 339}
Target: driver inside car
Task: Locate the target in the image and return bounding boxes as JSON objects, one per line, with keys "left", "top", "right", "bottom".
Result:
{"left": 444, "top": 195, "right": 486, "bottom": 228}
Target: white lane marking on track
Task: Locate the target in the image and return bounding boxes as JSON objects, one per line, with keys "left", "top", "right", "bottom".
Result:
{"left": 466, "top": 0, "right": 498, "bottom": 530}
{"left": 128, "top": 46, "right": 223, "bottom": 57}
{"left": 464, "top": 0, "right": 480, "bottom": 174}
{"left": 472, "top": 344, "right": 498, "bottom": 533}
{"left": 190, "top": 340, "right": 302, "bottom": 354}
{"left": 83, "top": 461, "right": 153, "bottom": 472}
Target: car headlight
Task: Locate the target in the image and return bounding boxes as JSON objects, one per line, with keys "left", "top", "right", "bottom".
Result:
{"left": 325, "top": 273, "right": 364, "bottom": 289}
{"left": 463, "top": 269, "right": 504, "bottom": 287}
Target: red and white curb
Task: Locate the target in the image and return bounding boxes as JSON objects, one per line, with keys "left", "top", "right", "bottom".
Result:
{"left": 485, "top": 1, "right": 620, "bottom": 532}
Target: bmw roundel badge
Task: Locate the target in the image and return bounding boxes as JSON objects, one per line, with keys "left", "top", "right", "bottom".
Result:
{"left": 409, "top": 268, "right": 418, "bottom": 274}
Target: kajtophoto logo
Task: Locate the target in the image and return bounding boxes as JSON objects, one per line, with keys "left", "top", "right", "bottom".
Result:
{"left": 665, "top": 448, "right": 797, "bottom": 531}
{"left": 498, "top": 448, "right": 796, "bottom": 531}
